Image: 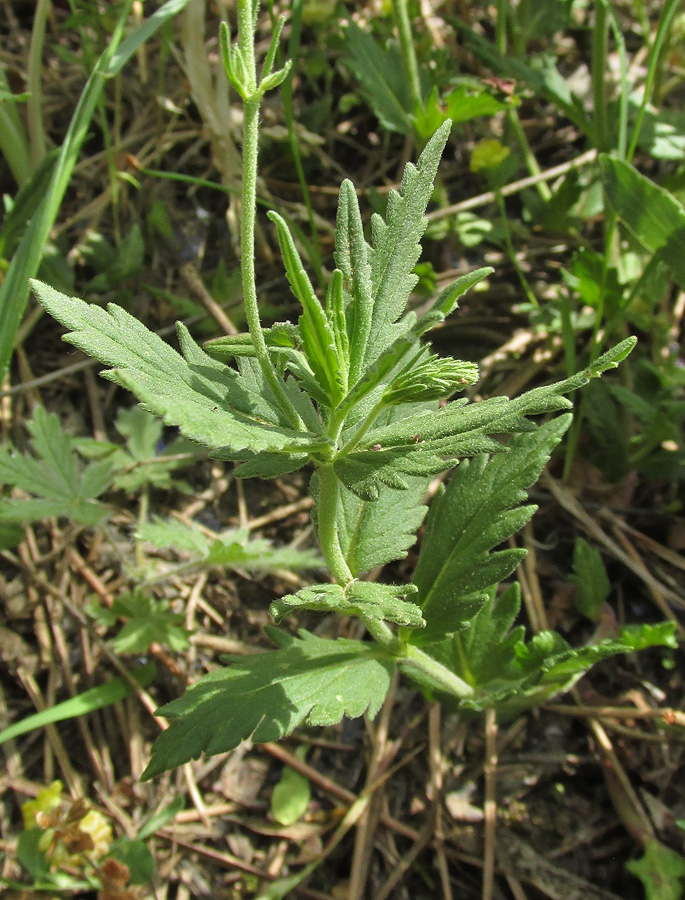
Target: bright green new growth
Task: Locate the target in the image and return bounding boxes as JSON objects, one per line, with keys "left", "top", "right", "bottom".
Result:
{"left": 29, "top": 2, "right": 674, "bottom": 780}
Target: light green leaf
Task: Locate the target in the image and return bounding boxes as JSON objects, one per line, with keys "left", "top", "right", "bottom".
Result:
{"left": 268, "top": 211, "right": 343, "bottom": 404}
{"left": 31, "top": 282, "right": 326, "bottom": 457}
{"left": 0, "top": 406, "right": 113, "bottom": 525}
{"left": 627, "top": 840, "right": 685, "bottom": 900}
{"left": 334, "top": 179, "right": 374, "bottom": 385}
{"left": 142, "top": 629, "right": 396, "bottom": 778}
{"left": 137, "top": 518, "right": 321, "bottom": 576}
{"left": 570, "top": 538, "right": 610, "bottom": 623}
{"left": 272, "top": 580, "right": 424, "bottom": 628}
{"left": 366, "top": 121, "right": 451, "bottom": 365}
{"left": 0, "top": 662, "right": 155, "bottom": 746}
{"left": 601, "top": 155, "right": 685, "bottom": 289}
{"left": 108, "top": 592, "right": 191, "bottom": 654}
{"left": 270, "top": 745, "right": 311, "bottom": 826}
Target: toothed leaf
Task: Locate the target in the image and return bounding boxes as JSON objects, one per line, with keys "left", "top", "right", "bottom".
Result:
{"left": 272, "top": 581, "right": 424, "bottom": 628}
{"left": 0, "top": 406, "right": 113, "bottom": 525}
{"left": 31, "top": 282, "right": 325, "bottom": 457}
{"left": 142, "top": 630, "right": 396, "bottom": 778}
{"left": 411, "top": 417, "right": 572, "bottom": 645}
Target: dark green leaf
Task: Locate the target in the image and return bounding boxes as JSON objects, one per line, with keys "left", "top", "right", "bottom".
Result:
{"left": 570, "top": 538, "right": 610, "bottom": 622}
{"left": 143, "top": 629, "right": 396, "bottom": 778}
{"left": 342, "top": 23, "right": 414, "bottom": 135}
{"left": 412, "top": 417, "right": 571, "bottom": 645}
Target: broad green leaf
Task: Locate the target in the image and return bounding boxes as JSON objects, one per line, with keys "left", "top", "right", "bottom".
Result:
{"left": 0, "top": 406, "right": 113, "bottom": 525}
{"left": 342, "top": 23, "right": 414, "bottom": 135}
{"left": 570, "top": 538, "right": 610, "bottom": 622}
{"left": 31, "top": 282, "right": 327, "bottom": 457}
{"left": 271, "top": 581, "right": 424, "bottom": 628}
{"left": 270, "top": 745, "right": 311, "bottom": 826}
{"left": 627, "top": 840, "right": 685, "bottom": 900}
{"left": 338, "top": 475, "right": 427, "bottom": 576}
{"left": 0, "top": 662, "right": 155, "bottom": 746}
{"left": 142, "top": 629, "right": 396, "bottom": 778}
{"left": 412, "top": 416, "right": 571, "bottom": 645}
{"left": 600, "top": 155, "right": 685, "bottom": 289}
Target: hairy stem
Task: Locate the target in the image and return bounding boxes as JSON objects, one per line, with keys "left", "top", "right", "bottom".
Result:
{"left": 237, "top": 5, "right": 304, "bottom": 430}
{"left": 400, "top": 644, "right": 475, "bottom": 699}
{"left": 316, "top": 465, "right": 353, "bottom": 585}
{"left": 393, "top": 0, "right": 422, "bottom": 110}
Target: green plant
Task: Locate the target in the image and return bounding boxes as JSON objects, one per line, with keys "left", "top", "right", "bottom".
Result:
{"left": 2, "top": 778, "right": 178, "bottom": 896}
{"left": 30, "top": 0, "right": 674, "bottom": 784}
{"left": 0, "top": 0, "right": 196, "bottom": 383}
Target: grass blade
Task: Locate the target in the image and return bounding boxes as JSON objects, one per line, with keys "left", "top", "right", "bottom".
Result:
{"left": 0, "top": 662, "right": 155, "bottom": 746}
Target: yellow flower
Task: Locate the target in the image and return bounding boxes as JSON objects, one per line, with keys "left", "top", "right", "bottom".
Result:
{"left": 79, "top": 809, "right": 113, "bottom": 859}
{"left": 21, "top": 780, "right": 63, "bottom": 830}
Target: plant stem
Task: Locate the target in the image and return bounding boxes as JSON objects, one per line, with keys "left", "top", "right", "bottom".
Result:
{"left": 400, "top": 644, "right": 475, "bottom": 699}
{"left": 495, "top": 189, "right": 539, "bottom": 310}
{"left": 316, "top": 465, "right": 353, "bottom": 585}
{"left": 393, "top": 0, "right": 422, "bottom": 110}
{"left": 236, "top": 5, "right": 304, "bottom": 431}
{"left": 591, "top": 0, "right": 609, "bottom": 151}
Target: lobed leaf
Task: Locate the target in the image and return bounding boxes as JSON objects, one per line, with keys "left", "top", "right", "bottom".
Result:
{"left": 0, "top": 406, "right": 113, "bottom": 525}
{"left": 411, "top": 417, "right": 572, "bottom": 645}
{"left": 271, "top": 581, "right": 424, "bottom": 628}
{"left": 31, "top": 282, "right": 327, "bottom": 457}
{"left": 143, "top": 629, "right": 396, "bottom": 778}
{"left": 137, "top": 518, "right": 321, "bottom": 575}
